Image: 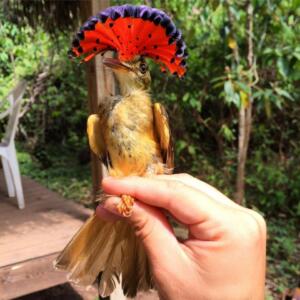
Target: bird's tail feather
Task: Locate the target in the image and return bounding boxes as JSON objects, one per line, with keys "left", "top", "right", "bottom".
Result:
{"left": 54, "top": 214, "right": 153, "bottom": 297}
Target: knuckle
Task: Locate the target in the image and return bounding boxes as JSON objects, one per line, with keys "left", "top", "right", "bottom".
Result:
{"left": 225, "top": 208, "right": 267, "bottom": 249}
{"left": 164, "top": 179, "right": 185, "bottom": 191}
{"left": 239, "top": 210, "right": 267, "bottom": 244}
{"left": 175, "top": 173, "right": 193, "bottom": 180}
{"left": 248, "top": 210, "right": 267, "bottom": 237}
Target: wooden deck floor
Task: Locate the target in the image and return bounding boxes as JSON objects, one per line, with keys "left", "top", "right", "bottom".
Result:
{"left": 0, "top": 174, "right": 159, "bottom": 300}
{"left": 0, "top": 174, "right": 93, "bottom": 299}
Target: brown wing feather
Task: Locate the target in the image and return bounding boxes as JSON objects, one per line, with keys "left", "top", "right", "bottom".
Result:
{"left": 87, "top": 114, "right": 111, "bottom": 169}
{"left": 87, "top": 114, "right": 105, "bottom": 157}
{"left": 153, "top": 103, "right": 174, "bottom": 170}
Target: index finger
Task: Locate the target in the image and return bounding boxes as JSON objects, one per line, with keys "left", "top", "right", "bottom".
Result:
{"left": 102, "top": 176, "right": 221, "bottom": 225}
{"left": 156, "top": 174, "right": 239, "bottom": 208}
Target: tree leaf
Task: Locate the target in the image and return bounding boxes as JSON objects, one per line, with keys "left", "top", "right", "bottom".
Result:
{"left": 264, "top": 98, "right": 272, "bottom": 118}
{"left": 224, "top": 80, "right": 234, "bottom": 97}
{"left": 274, "top": 87, "right": 294, "bottom": 101}
{"left": 277, "top": 57, "right": 289, "bottom": 78}
{"left": 224, "top": 80, "right": 240, "bottom": 107}
{"left": 240, "top": 90, "right": 249, "bottom": 107}
{"left": 236, "top": 81, "right": 251, "bottom": 94}
{"left": 228, "top": 36, "right": 237, "bottom": 50}
{"left": 219, "top": 124, "right": 235, "bottom": 142}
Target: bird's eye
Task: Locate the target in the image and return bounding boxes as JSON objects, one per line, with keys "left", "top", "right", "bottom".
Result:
{"left": 139, "top": 62, "right": 148, "bottom": 74}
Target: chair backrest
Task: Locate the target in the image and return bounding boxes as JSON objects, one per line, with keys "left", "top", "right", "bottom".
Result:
{"left": 1, "top": 81, "right": 27, "bottom": 146}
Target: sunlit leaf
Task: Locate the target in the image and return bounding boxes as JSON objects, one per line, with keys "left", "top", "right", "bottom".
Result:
{"left": 239, "top": 90, "right": 249, "bottom": 107}
{"left": 224, "top": 80, "right": 240, "bottom": 107}
{"left": 236, "top": 81, "right": 251, "bottom": 94}
{"left": 277, "top": 57, "right": 289, "bottom": 78}
{"left": 183, "top": 92, "right": 190, "bottom": 102}
{"left": 188, "top": 145, "right": 196, "bottom": 156}
{"left": 274, "top": 87, "right": 294, "bottom": 101}
{"left": 228, "top": 36, "right": 237, "bottom": 49}
{"left": 176, "top": 140, "right": 187, "bottom": 154}
{"left": 224, "top": 80, "right": 234, "bottom": 96}
{"left": 219, "top": 124, "right": 235, "bottom": 142}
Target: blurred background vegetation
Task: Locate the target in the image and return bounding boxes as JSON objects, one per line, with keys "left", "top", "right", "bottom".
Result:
{"left": 0, "top": 0, "right": 299, "bottom": 299}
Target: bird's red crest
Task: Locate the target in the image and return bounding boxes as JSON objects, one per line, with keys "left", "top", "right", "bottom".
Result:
{"left": 69, "top": 4, "right": 187, "bottom": 77}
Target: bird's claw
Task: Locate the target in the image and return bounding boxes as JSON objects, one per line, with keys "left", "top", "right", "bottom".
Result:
{"left": 117, "top": 195, "right": 134, "bottom": 217}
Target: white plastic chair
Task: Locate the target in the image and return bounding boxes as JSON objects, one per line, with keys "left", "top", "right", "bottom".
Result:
{"left": 0, "top": 81, "right": 27, "bottom": 209}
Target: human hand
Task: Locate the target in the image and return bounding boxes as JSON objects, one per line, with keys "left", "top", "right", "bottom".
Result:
{"left": 97, "top": 174, "right": 266, "bottom": 300}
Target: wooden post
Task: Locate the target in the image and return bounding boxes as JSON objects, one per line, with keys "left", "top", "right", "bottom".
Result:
{"left": 80, "top": 0, "right": 114, "bottom": 197}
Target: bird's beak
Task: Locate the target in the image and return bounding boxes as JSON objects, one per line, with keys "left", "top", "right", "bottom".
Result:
{"left": 103, "top": 58, "right": 131, "bottom": 72}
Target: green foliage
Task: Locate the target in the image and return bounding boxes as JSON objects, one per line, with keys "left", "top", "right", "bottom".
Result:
{"left": 267, "top": 218, "right": 299, "bottom": 295}
{"left": 17, "top": 144, "right": 91, "bottom": 202}
{"left": 21, "top": 60, "right": 88, "bottom": 152}
{"left": 0, "top": 5, "right": 88, "bottom": 163}
{"left": 247, "top": 149, "right": 300, "bottom": 217}
{"left": 0, "top": 15, "right": 52, "bottom": 97}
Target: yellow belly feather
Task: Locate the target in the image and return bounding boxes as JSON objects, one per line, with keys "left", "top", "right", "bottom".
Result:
{"left": 104, "top": 90, "right": 162, "bottom": 177}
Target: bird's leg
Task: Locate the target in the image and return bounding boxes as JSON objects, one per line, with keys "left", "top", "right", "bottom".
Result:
{"left": 94, "top": 177, "right": 134, "bottom": 216}
{"left": 95, "top": 188, "right": 105, "bottom": 204}
{"left": 117, "top": 195, "right": 135, "bottom": 217}
{"left": 95, "top": 188, "right": 113, "bottom": 205}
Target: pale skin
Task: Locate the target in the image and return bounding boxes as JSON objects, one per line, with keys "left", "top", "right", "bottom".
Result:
{"left": 96, "top": 173, "right": 266, "bottom": 300}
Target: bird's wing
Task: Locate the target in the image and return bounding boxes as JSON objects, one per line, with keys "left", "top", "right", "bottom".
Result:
{"left": 153, "top": 103, "right": 174, "bottom": 170}
{"left": 87, "top": 114, "right": 110, "bottom": 168}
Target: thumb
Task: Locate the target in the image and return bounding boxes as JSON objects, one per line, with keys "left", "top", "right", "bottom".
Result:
{"left": 101, "top": 196, "right": 185, "bottom": 268}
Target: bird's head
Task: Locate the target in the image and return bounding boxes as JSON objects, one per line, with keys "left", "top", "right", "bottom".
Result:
{"left": 103, "top": 56, "right": 151, "bottom": 95}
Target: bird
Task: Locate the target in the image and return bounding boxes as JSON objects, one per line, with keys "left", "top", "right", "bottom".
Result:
{"left": 54, "top": 4, "right": 187, "bottom": 298}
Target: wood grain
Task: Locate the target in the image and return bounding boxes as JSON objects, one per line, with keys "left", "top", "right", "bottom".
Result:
{"left": 0, "top": 173, "right": 92, "bottom": 298}
{"left": 0, "top": 254, "right": 67, "bottom": 300}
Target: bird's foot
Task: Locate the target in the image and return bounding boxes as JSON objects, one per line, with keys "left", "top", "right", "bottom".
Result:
{"left": 117, "top": 195, "right": 134, "bottom": 217}
{"left": 95, "top": 189, "right": 111, "bottom": 204}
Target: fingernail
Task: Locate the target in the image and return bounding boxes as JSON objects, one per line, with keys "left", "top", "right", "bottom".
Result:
{"left": 96, "top": 205, "right": 123, "bottom": 221}
{"left": 102, "top": 196, "right": 122, "bottom": 215}
{"left": 103, "top": 196, "right": 134, "bottom": 218}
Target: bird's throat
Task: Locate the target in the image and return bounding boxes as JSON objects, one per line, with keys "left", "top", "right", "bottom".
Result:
{"left": 114, "top": 72, "right": 149, "bottom": 96}
{"left": 119, "top": 81, "right": 136, "bottom": 96}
